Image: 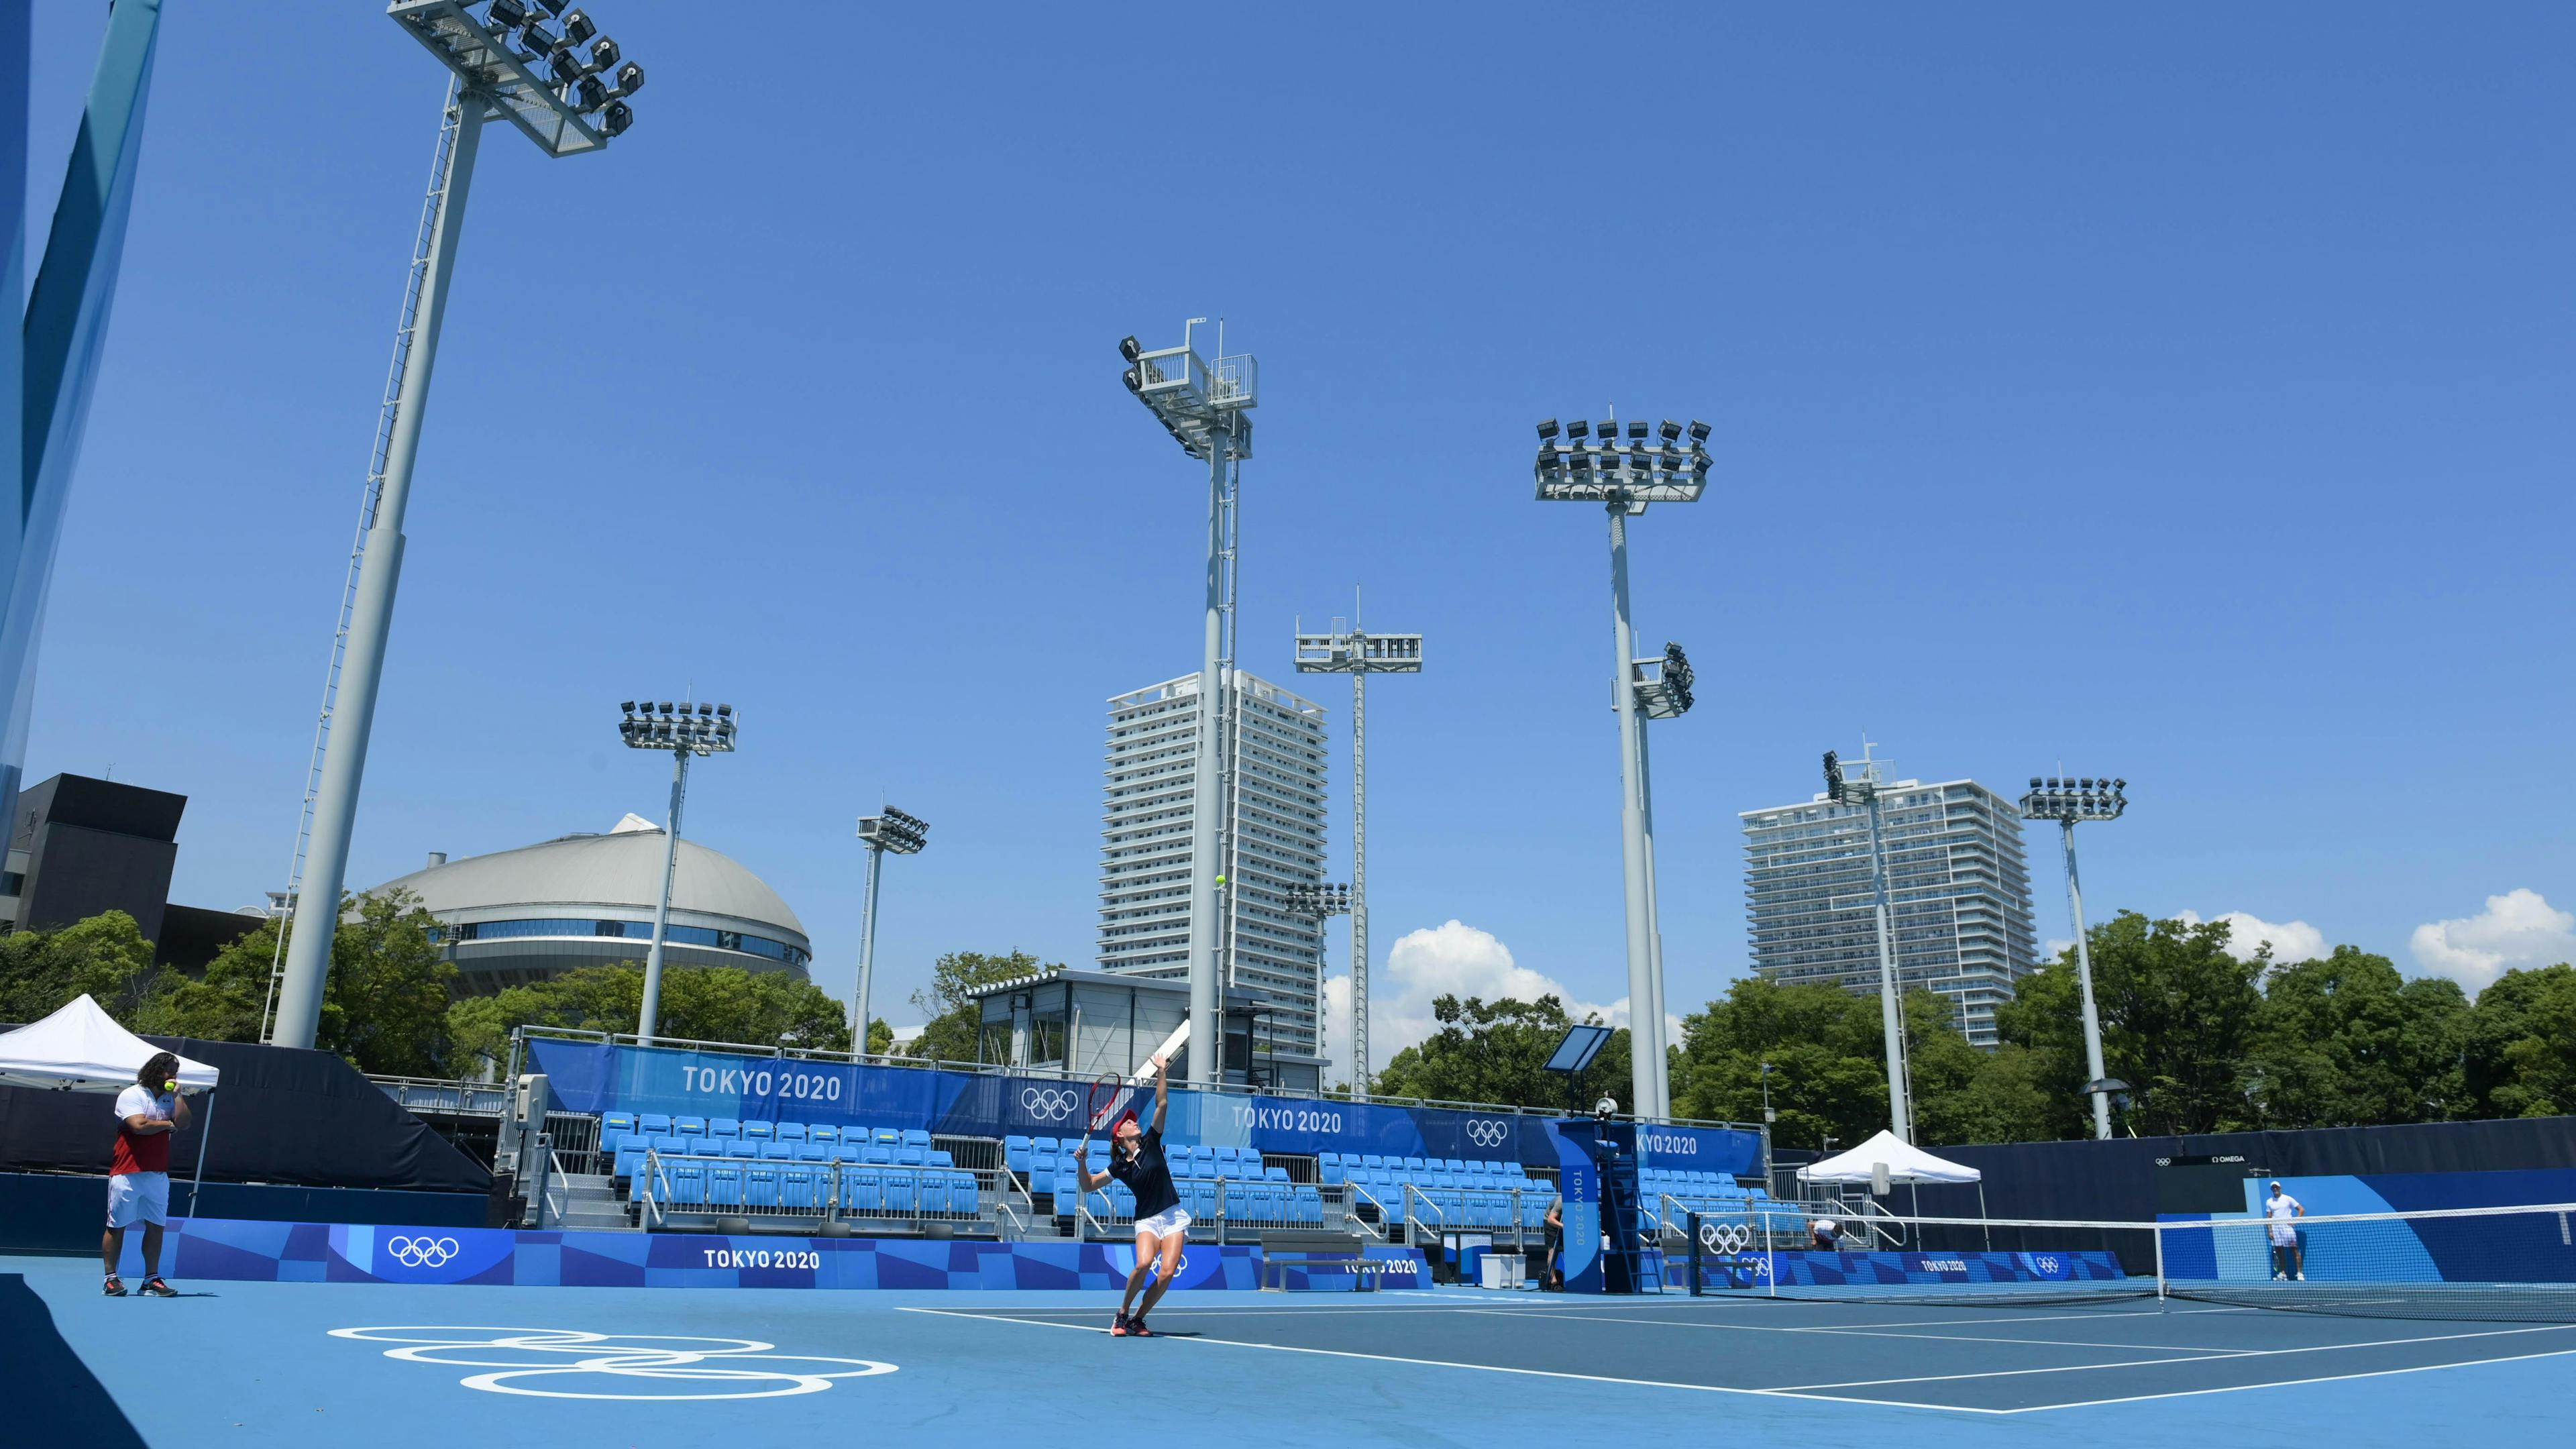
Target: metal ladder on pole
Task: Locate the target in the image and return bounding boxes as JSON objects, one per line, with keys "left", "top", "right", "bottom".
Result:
{"left": 258, "top": 80, "right": 468, "bottom": 1043}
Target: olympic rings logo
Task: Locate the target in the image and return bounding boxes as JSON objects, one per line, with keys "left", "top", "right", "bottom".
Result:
{"left": 1699, "top": 1222, "right": 1751, "bottom": 1256}
{"left": 1022, "top": 1088, "right": 1077, "bottom": 1120}
{"left": 1464, "top": 1120, "right": 1508, "bottom": 1148}
{"left": 327, "top": 1327, "right": 898, "bottom": 1401}
{"left": 2033, "top": 1255, "right": 2061, "bottom": 1274}
{"left": 386, "top": 1237, "right": 462, "bottom": 1268}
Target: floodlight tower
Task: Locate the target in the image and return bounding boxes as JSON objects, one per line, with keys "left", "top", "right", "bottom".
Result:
{"left": 1294, "top": 612, "right": 1421, "bottom": 1100}
{"left": 1532, "top": 416, "right": 1712, "bottom": 1122}
{"left": 850, "top": 808, "right": 929, "bottom": 1061}
{"left": 267, "top": 0, "right": 648, "bottom": 1049}
{"left": 1825, "top": 747, "right": 1913, "bottom": 1142}
{"left": 1283, "top": 880, "right": 1352, "bottom": 1087}
{"left": 2020, "top": 775, "right": 2129, "bottom": 1140}
{"left": 618, "top": 700, "right": 737, "bottom": 1046}
{"left": 1120, "top": 321, "right": 1257, "bottom": 1087}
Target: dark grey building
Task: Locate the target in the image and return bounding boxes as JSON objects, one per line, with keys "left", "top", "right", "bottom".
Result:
{"left": 1, "top": 773, "right": 264, "bottom": 968}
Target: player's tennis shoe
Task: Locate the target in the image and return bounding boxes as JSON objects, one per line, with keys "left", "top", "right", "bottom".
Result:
{"left": 2294, "top": 1273, "right": 2305, "bottom": 1282}
{"left": 1110, "top": 1313, "right": 1130, "bottom": 1337}
{"left": 102, "top": 1275, "right": 126, "bottom": 1297}
{"left": 1129, "top": 1317, "right": 1152, "bottom": 1338}
{"left": 138, "top": 1277, "right": 177, "bottom": 1297}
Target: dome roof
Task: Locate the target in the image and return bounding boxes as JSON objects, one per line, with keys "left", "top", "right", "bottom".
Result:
{"left": 370, "top": 821, "right": 808, "bottom": 940}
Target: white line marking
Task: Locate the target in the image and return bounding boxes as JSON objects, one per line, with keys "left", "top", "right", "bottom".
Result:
{"left": 1452, "top": 1306, "right": 2246, "bottom": 1355}
{"left": 1967, "top": 1344, "right": 2576, "bottom": 1415}
{"left": 1770, "top": 1322, "right": 2576, "bottom": 1392}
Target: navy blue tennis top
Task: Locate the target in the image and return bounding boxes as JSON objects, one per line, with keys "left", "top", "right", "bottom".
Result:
{"left": 1108, "top": 1126, "right": 1180, "bottom": 1219}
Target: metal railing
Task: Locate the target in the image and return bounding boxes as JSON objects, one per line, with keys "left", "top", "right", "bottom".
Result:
{"left": 1399, "top": 1184, "right": 1538, "bottom": 1251}
{"left": 635, "top": 1148, "right": 994, "bottom": 1232}
{"left": 505, "top": 1024, "right": 1763, "bottom": 1132}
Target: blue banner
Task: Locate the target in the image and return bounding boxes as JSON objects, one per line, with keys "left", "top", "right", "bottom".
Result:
{"left": 529, "top": 1040, "right": 1765, "bottom": 1173}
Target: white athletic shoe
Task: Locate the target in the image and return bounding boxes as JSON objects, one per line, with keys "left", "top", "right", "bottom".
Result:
{"left": 2272, "top": 1271, "right": 2286, "bottom": 1281}
{"left": 2294, "top": 1273, "right": 2305, "bottom": 1282}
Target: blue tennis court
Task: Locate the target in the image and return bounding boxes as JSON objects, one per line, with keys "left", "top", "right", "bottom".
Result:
{"left": 11, "top": 1256, "right": 2575, "bottom": 1447}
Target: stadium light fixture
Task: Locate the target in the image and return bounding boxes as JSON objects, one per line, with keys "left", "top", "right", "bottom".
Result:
{"left": 618, "top": 698, "right": 737, "bottom": 1046}
{"left": 1295, "top": 608, "right": 1422, "bottom": 1101}
{"left": 1121, "top": 319, "right": 1257, "bottom": 1089}
{"left": 1533, "top": 412, "right": 1714, "bottom": 1122}
{"left": 850, "top": 807, "right": 930, "bottom": 1061}
{"left": 1824, "top": 746, "right": 1914, "bottom": 1143}
{"left": 2022, "top": 773, "right": 2131, "bottom": 1140}
{"left": 267, "top": 0, "right": 651, "bottom": 1051}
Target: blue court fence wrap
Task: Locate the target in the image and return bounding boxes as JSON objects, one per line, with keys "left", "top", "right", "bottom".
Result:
{"left": 109, "top": 1216, "right": 1432, "bottom": 1292}
{"left": 527, "top": 1038, "right": 1762, "bottom": 1174}
{"left": 1682, "top": 1248, "right": 2127, "bottom": 1291}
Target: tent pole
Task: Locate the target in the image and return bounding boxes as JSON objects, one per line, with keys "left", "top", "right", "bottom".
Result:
{"left": 1978, "top": 1180, "right": 1990, "bottom": 1252}
{"left": 188, "top": 1091, "right": 216, "bottom": 1216}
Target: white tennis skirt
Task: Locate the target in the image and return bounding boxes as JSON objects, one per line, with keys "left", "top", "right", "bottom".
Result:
{"left": 1136, "top": 1205, "right": 1192, "bottom": 1241}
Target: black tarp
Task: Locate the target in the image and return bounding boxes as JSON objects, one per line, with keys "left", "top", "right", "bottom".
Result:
{"left": 1902, "top": 1117, "right": 2576, "bottom": 1273}
{"left": 0, "top": 1035, "right": 490, "bottom": 1194}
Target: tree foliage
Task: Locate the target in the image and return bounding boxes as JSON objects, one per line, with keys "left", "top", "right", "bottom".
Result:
{"left": 1372, "top": 994, "right": 1632, "bottom": 1112}
{"left": 447, "top": 961, "right": 851, "bottom": 1071}
{"left": 0, "top": 910, "right": 158, "bottom": 1025}
{"left": 1996, "top": 912, "right": 2264, "bottom": 1137}
{"left": 133, "top": 890, "right": 458, "bottom": 1076}
{"left": 900, "top": 950, "right": 1054, "bottom": 1065}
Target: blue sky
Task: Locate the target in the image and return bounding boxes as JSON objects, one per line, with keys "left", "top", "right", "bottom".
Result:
{"left": 21, "top": 3, "right": 2575, "bottom": 1075}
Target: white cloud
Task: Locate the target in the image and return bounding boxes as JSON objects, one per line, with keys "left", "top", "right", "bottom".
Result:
{"left": 2174, "top": 909, "right": 2328, "bottom": 965}
{"left": 1318, "top": 920, "right": 1648, "bottom": 1089}
{"left": 2410, "top": 889, "right": 2576, "bottom": 995}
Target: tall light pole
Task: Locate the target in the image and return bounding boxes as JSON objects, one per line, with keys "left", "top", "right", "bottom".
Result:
{"left": 1534, "top": 416, "right": 1711, "bottom": 1120}
{"left": 618, "top": 700, "right": 735, "bottom": 1045}
{"left": 268, "top": 1, "right": 647, "bottom": 1049}
{"left": 2021, "top": 775, "right": 2129, "bottom": 1139}
{"left": 1627, "top": 639, "right": 1695, "bottom": 1118}
{"left": 1120, "top": 321, "right": 1256, "bottom": 1087}
{"left": 1826, "top": 747, "right": 1913, "bottom": 1142}
{"left": 851, "top": 807, "right": 928, "bottom": 1060}
{"left": 1284, "top": 880, "right": 1352, "bottom": 1090}
{"left": 1294, "top": 613, "right": 1421, "bottom": 1100}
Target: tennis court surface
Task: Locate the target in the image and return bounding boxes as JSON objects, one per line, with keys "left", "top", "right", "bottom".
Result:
{"left": 11, "top": 1255, "right": 2575, "bottom": 1448}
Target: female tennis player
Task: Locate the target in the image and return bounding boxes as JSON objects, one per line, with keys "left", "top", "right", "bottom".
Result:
{"left": 1071, "top": 1053, "right": 1182, "bottom": 1337}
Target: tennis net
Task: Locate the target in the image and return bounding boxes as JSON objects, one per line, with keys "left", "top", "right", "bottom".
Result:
{"left": 1677, "top": 1201, "right": 2576, "bottom": 1322}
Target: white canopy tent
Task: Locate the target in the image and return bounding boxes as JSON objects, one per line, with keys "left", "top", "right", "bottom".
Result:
{"left": 0, "top": 994, "right": 221, "bottom": 1209}
{"left": 1795, "top": 1130, "right": 1988, "bottom": 1244}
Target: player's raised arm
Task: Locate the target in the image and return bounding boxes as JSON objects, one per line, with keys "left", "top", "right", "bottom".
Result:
{"left": 1150, "top": 1053, "right": 1171, "bottom": 1132}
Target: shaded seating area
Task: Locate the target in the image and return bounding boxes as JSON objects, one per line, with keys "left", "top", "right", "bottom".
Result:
{"left": 604, "top": 1115, "right": 981, "bottom": 1227}
{"left": 1318, "top": 1152, "right": 1552, "bottom": 1229}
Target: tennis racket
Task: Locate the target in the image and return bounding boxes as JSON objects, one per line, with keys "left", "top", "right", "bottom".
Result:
{"left": 1085, "top": 1020, "right": 1191, "bottom": 1132}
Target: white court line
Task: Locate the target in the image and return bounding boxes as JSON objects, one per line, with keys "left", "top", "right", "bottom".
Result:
{"left": 1455, "top": 1307, "right": 2252, "bottom": 1355}
{"left": 890, "top": 1305, "right": 2021, "bottom": 1415}
{"left": 1770, "top": 1321, "right": 2576, "bottom": 1392}
{"left": 1963, "top": 1344, "right": 2576, "bottom": 1414}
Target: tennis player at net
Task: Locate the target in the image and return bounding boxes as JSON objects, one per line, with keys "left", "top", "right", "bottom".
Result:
{"left": 2265, "top": 1181, "right": 2306, "bottom": 1281}
{"left": 103, "top": 1051, "right": 188, "bottom": 1298}
{"left": 1072, "top": 1053, "right": 1182, "bottom": 1337}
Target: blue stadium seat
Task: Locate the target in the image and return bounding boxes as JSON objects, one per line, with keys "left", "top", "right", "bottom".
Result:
{"left": 667, "top": 1164, "right": 706, "bottom": 1205}
{"left": 863, "top": 1144, "right": 894, "bottom": 1165}
{"left": 740, "top": 1120, "right": 773, "bottom": 1140}
{"left": 639, "top": 1113, "right": 672, "bottom": 1136}
{"left": 928, "top": 1148, "right": 955, "bottom": 1167}
{"left": 1033, "top": 1136, "right": 1061, "bottom": 1155}
{"left": 674, "top": 1116, "right": 707, "bottom": 1137}
{"left": 602, "top": 1111, "right": 637, "bottom": 1137}
{"left": 796, "top": 1142, "right": 831, "bottom": 1163}
{"left": 782, "top": 1165, "right": 824, "bottom": 1212}
{"left": 839, "top": 1168, "right": 880, "bottom": 1215}
{"left": 1403, "top": 1156, "right": 1427, "bottom": 1173}
{"left": 704, "top": 1118, "right": 739, "bottom": 1138}
{"left": 724, "top": 1140, "right": 759, "bottom": 1160}
{"left": 753, "top": 1140, "right": 791, "bottom": 1161}
{"left": 742, "top": 1165, "right": 778, "bottom": 1209}
{"left": 1360, "top": 1154, "right": 1385, "bottom": 1171}
{"left": 895, "top": 1145, "right": 927, "bottom": 1167}
{"left": 1006, "top": 1135, "right": 1033, "bottom": 1173}
{"left": 1264, "top": 1165, "right": 1289, "bottom": 1182}
{"left": 833, "top": 1141, "right": 866, "bottom": 1163}
{"left": 901, "top": 1128, "right": 931, "bottom": 1148}
{"left": 775, "top": 1122, "right": 806, "bottom": 1142}
{"left": 880, "top": 1171, "right": 916, "bottom": 1214}
{"left": 874, "top": 1128, "right": 902, "bottom": 1148}
{"left": 806, "top": 1124, "right": 838, "bottom": 1144}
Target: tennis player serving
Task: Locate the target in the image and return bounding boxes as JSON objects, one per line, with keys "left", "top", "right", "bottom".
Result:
{"left": 1073, "top": 1053, "right": 1183, "bottom": 1337}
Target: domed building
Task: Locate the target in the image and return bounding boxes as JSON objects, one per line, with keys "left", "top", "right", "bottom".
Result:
{"left": 369, "top": 814, "right": 813, "bottom": 993}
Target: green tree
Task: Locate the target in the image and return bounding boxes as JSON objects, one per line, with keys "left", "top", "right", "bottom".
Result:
{"left": 1998, "top": 911, "right": 2263, "bottom": 1137}
{"left": 2467, "top": 963, "right": 2576, "bottom": 1117}
{"left": 902, "top": 950, "right": 1053, "bottom": 1065}
{"left": 0, "top": 910, "right": 158, "bottom": 1024}
{"left": 1373, "top": 994, "right": 1631, "bottom": 1112}
{"left": 2245, "top": 947, "right": 2469, "bottom": 1127}
{"left": 447, "top": 963, "right": 853, "bottom": 1073}
{"left": 137, "top": 890, "right": 453, "bottom": 1075}
{"left": 1671, "top": 976, "right": 1888, "bottom": 1149}
{"left": 1906, "top": 989, "right": 2056, "bottom": 1146}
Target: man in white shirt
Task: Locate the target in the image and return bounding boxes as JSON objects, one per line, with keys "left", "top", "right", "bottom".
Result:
{"left": 103, "top": 1051, "right": 189, "bottom": 1297}
{"left": 2264, "top": 1181, "right": 2305, "bottom": 1282}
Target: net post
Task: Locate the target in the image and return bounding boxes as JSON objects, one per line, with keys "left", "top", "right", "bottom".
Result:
{"left": 2153, "top": 1218, "right": 2167, "bottom": 1308}
{"left": 1687, "top": 1210, "right": 1701, "bottom": 1297}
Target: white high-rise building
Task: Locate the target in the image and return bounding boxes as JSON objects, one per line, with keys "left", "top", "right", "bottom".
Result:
{"left": 1098, "top": 669, "right": 1330, "bottom": 1086}
{"left": 1740, "top": 765, "right": 2038, "bottom": 1045}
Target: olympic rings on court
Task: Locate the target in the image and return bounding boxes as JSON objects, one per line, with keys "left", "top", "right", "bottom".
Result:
{"left": 1464, "top": 1120, "right": 1509, "bottom": 1148}
{"left": 386, "top": 1236, "right": 461, "bottom": 1268}
{"left": 326, "top": 1327, "right": 898, "bottom": 1401}
{"left": 1022, "top": 1087, "right": 1077, "bottom": 1120}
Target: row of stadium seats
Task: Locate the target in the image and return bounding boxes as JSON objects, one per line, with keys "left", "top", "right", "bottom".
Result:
{"left": 634, "top": 1161, "right": 979, "bottom": 1216}
{"left": 609, "top": 1134, "right": 951, "bottom": 1185}
{"left": 604, "top": 1112, "right": 928, "bottom": 1149}
{"left": 1005, "top": 1135, "right": 1275, "bottom": 1180}
{"left": 1640, "top": 1167, "right": 1772, "bottom": 1203}
{"left": 1320, "top": 1153, "right": 1550, "bottom": 1228}
{"left": 1054, "top": 1177, "right": 1329, "bottom": 1226}
{"left": 1318, "top": 1152, "right": 1532, "bottom": 1182}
